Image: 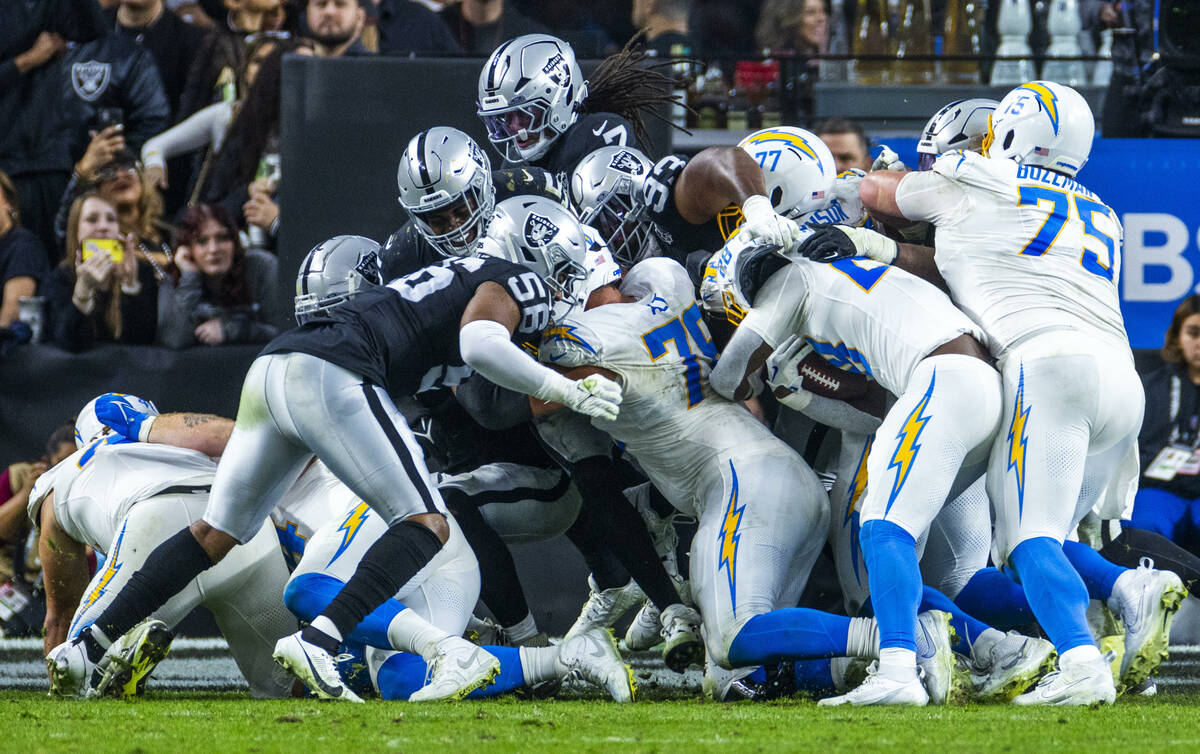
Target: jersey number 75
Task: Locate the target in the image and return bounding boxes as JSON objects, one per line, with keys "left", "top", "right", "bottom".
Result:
{"left": 1018, "top": 185, "right": 1118, "bottom": 282}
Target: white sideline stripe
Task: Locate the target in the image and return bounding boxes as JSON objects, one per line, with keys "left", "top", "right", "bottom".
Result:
{"left": 0, "top": 637, "right": 233, "bottom": 651}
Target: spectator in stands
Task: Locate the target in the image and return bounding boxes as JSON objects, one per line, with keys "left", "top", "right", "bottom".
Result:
{"left": 632, "top": 0, "right": 694, "bottom": 59}
{"left": 179, "top": 0, "right": 285, "bottom": 119}
{"left": 0, "top": 0, "right": 106, "bottom": 260}
{"left": 0, "top": 424, "right": 75, "bottom": 586}
{"left": 200, "top": 39, "right": 312, "bottom": 246}
{"left": 755, "top": 0, "right": 829, "bottom": 56}
{"left": 1081, "top": 0, "right": 1155, "bottom": 137}
{"left": 55, "top": 149, "right": 172, "bottom": 265}
{"left": 537, "top": 2, "right": 616, "bottom": 58}
{"left": 158, "top": 203, "right": 280, "bottom": 347}
{"left": 689, "top": 0, "right": 759, "bottom": 56}
{"left": 307, "top": 0, "right": 374, "bottom": 57}
{"left": 44, "top": 192, "right": 160, "bottom": 352}
{"left": 1128, "top": 295, "right": 1200, "bottom": 555}
{"left": 375, "top": 0, "right": 461, "bottom": 55}
{"left": 816, "top": 117, "right": 871, "bottom": 173}
{"left": 0, "top": 172, "right": 50, "bottom": 328}
{"left": 440, "top": 0, "right": 550, "bottom": 56}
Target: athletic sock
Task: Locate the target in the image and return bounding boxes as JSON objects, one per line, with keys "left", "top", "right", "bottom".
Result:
{"left": 282, "top": 571, "right": 414, "bottom": 649}
{"left": 388, "top": 611, "right": 451, "bottom": 658}
{"left": 503, "top": 613, "right": 538, "bottom": 644}
{"left": 520, "top": 645, "right": 562, "bottom": 685}
{"left": 373, "top": 645, "right": 526, "bottom": 701}
{"left": 845, "top": 616, "right": 879, "bottom": 658}
{"left": 859, "top": 519, "right": 921, "bottom": 653}
{"left": 919, "top": 585, "right": 990, "bottom": 655}
{"left": 954, "top": 567, "right": 1035, "bottom": 629}
{"left": 1009, "top": 537, "right": 1095, "bottom": 654}
{"left": 1062, "top": 539, "right": 1124, "bottom": 601}
{"left": 301, "top": 623, "right": 341, "bottom": 655}
{"left": 564, "top": 506, "right": 629, "bottom": 590}
{"left": 319, "top": 519, "right": 443, "bottom": 640}
{"left": 726, "top": 608, "right": 852, "bottom": 667}
{"left": 91, "top": 527, "right": 213, "bottom": 644}
{"left": 876, "top": 647, "right": 918, "bottom": 681}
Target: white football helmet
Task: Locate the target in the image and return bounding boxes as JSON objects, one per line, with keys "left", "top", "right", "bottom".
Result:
{"left": 579, "top": 223, "right": 624, "bottom": 295}
{"left": 75, "top": 393, "right": 160, "bottom": 448}
{"left": 984, "top": 81, "right": 1094, "bottom": 177}
{"left": 698, "top": 235, "right": 791, "bottom": 325}
{"left": 917, "top": 98, "right": 999, "bottom": 170}
{"left": 294, "top": 235, "right": 382, "bottom": 323}
{"left": 737, "top": 127, "right": 837, "bottom": 225}
{"left": 397, "top": 126, "right": 495, "bottom": 257}
{"left": 477, "top": 34, "right": 587, "bottom": 163}
{"left": 484, "top": 196, "right": 591, "bottom": 323}
{"left": 570, "top": 146, "right": 657, "bottom": 269}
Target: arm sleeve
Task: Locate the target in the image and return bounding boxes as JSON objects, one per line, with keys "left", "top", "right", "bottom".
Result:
{"left": 157, "top": 271, "right": 203, "bottom": 348}
{"left": 894, "top": 170, "right": 971, "bottom": 226}
{"left": 800, "top": 393, "right": 884, "bottom": 434}
{"left": 709, "top": 324, "right": 764, "bottom": 401}
{"left": 739, "top": 265, "right": 807, "bottom": 348}
{"left": 459, "top": 319, "right": 575, "bottom": 402}
{"left": 141, "top": 102, "right": 226, "bottom": 170}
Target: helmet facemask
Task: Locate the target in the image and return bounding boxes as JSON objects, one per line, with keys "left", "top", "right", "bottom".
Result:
{"left": 480, "top": 101, "right": 558, "bottom": 163}
{"left": 410, "top": 176, "right": 496, "bottom": 258}
{"left": 581, "top": 185, "right": 655, "bottom": 269}
{"left": 541, "top": 244, "right": 589, "bottom": 323}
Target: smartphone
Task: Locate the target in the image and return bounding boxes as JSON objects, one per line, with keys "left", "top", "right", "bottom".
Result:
{"left": 81, "top": 238, "right": 125, "bottom": 263}
{"left": 94, "top": 107, "right": 125, "bottom": 132}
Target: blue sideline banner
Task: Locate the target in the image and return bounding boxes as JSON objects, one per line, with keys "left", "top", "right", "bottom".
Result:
{"left": 885, "top": 137, "right": 1200, "bottom": 349}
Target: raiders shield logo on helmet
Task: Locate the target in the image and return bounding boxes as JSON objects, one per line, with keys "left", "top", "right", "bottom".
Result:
{"left": 524, "top": 213, "right": 560, "bottom": 246}
{"left": 541, "top": 53, "right": 567, "bottom": 85}
{"left": 354, "top": 251, "right": 382, "bottom": 285}
{"left": 608, "top": 150, "right": 645, "bottom": 175}
{"left": 72, "top": 61, "right": 112, "bottom": 102}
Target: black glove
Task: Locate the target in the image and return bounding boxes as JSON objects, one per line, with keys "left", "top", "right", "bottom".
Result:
{"left": 795, "top": 224, "right": 858, "bottom": 263}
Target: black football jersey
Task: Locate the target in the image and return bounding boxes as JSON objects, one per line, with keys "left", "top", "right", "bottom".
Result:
{"left": 262, "top": 255, "right": 551, "bottom": 394}
{"left": 535, "top": 112, "right": 636, "bottom": 184}
{"left": 642, "top": 154, "right": 744, "bottom": 264}
{"left": 381, "top": 166, "right": 564, "bottom": 281}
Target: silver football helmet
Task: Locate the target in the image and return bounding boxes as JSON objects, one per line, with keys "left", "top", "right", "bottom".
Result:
{"left": 397, "top": 126, "right": 495, "bottom": 258}
{"left": 570, "top": 146, "right": 657, "bottom": 269}
{"left": 483, "top": 195, "right": 590, "bottom": 323}
{"left": 477, "top": 34, "right": 587, "bottom": 163}
{"left": 917, "top": 98, "right": 999, "bottom": 170}
{"left": 294, "top": 235, "right": 382, "bottom": 323}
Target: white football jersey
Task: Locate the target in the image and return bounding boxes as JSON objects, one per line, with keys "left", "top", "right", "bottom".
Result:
{"left": 739, "top": 249, "right": 983, "bottom": 396}
{"left": 268, "top": 461, "right": 360, "bottom": 569}
{"left": 895, "top": 149, "right": 1128, "bottom": 355}
{"left": 29, "top": 440, "right": 216, "bottom": 554}
{"left": 539, "top": 258, "right": 782, "bottom": 516}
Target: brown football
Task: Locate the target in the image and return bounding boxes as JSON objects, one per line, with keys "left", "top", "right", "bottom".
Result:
{"left": 796, "top": 350, "right": 870, "bottom": 399}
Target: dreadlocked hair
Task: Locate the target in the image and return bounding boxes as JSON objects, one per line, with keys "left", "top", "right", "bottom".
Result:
{"left": 582, "top": 32, "right": 693, "bottom": 153}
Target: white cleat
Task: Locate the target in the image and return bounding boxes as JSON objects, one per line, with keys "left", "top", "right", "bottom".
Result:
{"left": 915, "top": 610, "right": 956, "bottom": 705}
{"left": 623, "top": 600, "right": 662, "bottom": 651}
{"left": 557, "top": 627, "right": 636, "bottom": 702}
{"left": 89, "top": 619, "right": 174, "bottom": 699}
{"left": 969, "top": 630, "right": 1057, "bottom": 701}
{"left": 818, "top": 662, "right": 928, "bottom": 706}
{"left": 1108, "top": 559, "right": 1187, "bottom": 689}
{"left": 408, "top": 636, "right": 500, "bottom": 702}
{"left": 563, "top": 576, "right": 645, "bottom": 641}
{"left": 1013, "top": 654, "right": 1116, "bottom": 706}
{"left": 46, "top": 636, "right": 96, "bottom": 698}
{"left": 273, "top": 631, "right": 363, "bottom": 703}
{"left": 659, "top": 603, "right": 704, "bottom": 672}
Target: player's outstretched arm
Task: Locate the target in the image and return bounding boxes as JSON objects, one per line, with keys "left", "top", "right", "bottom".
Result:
{"left": 709, "top": 325, "right": 773, "bottom": 402}
{"left": 146, "top": 413, "right": 234, "bottom": 456}
{"left": 859, "top": 170, "right": 914, "bottom": 227}
{"left": 37, "top": 494, "right": 90, "bottom": 656}
{"left": 460, "top": 282, "right": 622, "bottom": 421}
{"left": 674, "top": 147, "right": 767, "bottom": 224}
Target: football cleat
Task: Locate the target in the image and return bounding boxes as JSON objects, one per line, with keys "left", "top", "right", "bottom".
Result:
{"left": 623, "top": 601, "right": 662, "bottom": 651}
{"left": 89, "top": 619, "right": 174, "bottom": 698}
{"left": 46, "top": 636, "right": 96, "bottom": 698}
{"left": 557, "top": 627, "right": 636, "bottom": 703}
{"left": 408, "top": 637, "right": 500, "bottom": 702}
{"left": 818, "top": 662, "right": 928, "bottom": 706}
{"left": 273, "top": 631, "right": 363, "bottom": 703}
{"left": 1013, "top": 654, "right": 1116, "bottom": 706}
{"left": 464, "top": 614, "right": 502, "bottom": 646}
{"left": 659, "top": 603, "right": 704, "bottom": 672}
{"left": 968, "top": 630, "right": 1057, "bottom": 701}
{"left": 514, "top": 632, "right": 552, "bottom": 648}
{"left": 915, "top": 610, "right": 956, "bottom": 704}
{"left": 1108, "top": 559, "right": 1187, "bottom": 689}
{"left": 563, "top": 576, "right": 645, "bottom": 641}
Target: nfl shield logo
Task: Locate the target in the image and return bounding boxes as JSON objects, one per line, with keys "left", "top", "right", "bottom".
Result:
{"left": 72, "top": 60, "right": 112, "bottom": 102}
{"left": 608, "top": 150, "right": 645, "bottom": 175}
{"left": 524, "top": 213, "right": 559, "bottom": 246}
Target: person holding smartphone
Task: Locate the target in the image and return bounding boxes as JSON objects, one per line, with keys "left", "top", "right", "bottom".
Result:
{"left": 42, "top": 191, "right": 159, "bottom": 351}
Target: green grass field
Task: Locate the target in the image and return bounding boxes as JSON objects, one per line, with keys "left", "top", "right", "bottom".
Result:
{"left": 8, "top": 690, "right": 1200, "bottom": 754}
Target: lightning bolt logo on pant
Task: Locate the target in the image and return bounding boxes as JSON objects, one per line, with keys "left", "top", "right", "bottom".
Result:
{"left": 84, "top": 522, "right": 127, "bottom": 610}
{"left": 885, "top": 370, "right": 936, "bottom": 516}
{"left": 717, "top": 461, "right": 745, "bottom": 610}
{"left": 328, "top": 502, "right": 370, "bottom": 567}
{"left": 1007, "top": 364, "right": 1031, "bottom": 520}
{"left": 844, "top": 435, "right": 873, "bottom": 586}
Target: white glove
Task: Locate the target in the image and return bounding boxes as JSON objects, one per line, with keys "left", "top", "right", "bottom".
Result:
{"left": 765, "top": 334, "right": 815, "bottom": 411}
{"left": 829, "top": 169, "right": 868, "bottom": 227}
{"left": 839, "top": 225, "right": 899, "bottom": 264}
{"left": 552, "top": 373, "right": 623, "bottom": 421}
{"left": 739, "top": 194, "right": 803, "bottom": 252}
{"left": 871, "top": 145, "right": 908, "bottom": 172}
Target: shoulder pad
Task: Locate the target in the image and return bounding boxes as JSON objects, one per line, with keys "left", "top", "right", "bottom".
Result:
{"left": 621, "top": 258, "right": 693, "bottom": 305}
{"left": 540, "top": 319, "right": 602, "bottom": 369}
{"left": 930, "top": 150, "right": 1013, "bottom": 191}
